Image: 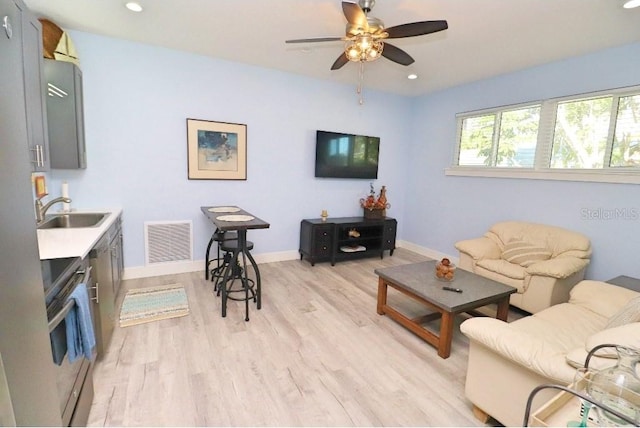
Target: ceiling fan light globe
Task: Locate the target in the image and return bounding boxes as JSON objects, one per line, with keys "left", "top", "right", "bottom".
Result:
{"left": 360, "top": 36, "right": 372, "bottom": 49}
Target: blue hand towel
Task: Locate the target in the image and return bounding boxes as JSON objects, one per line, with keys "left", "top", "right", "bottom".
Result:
{"left": 65, "top": 283, "right": 96, "bottom": 363}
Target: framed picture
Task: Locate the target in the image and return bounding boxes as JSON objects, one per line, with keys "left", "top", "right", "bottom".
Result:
{"left": 186, "top": 118, "right": 247, "bottom": 180}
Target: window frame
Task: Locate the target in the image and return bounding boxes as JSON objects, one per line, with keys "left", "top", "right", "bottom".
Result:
{"left": 447, "top": 85, "right": 640, "bottom": 185}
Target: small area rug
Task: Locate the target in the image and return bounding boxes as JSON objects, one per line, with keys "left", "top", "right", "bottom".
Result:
{"left": 119, "top": 284, "right": 189, "bottom": 327}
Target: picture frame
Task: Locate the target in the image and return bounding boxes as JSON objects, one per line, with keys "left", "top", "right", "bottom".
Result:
{"left": 186, "top": 118, "right": 247, "bottom": 180}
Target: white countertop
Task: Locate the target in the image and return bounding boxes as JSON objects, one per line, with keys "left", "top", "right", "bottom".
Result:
{"left": 37, "top": 208, "right": 123, "bottom": 260}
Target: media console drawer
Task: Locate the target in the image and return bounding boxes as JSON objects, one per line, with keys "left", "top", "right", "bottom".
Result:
{"left": 299, "top": 216, "right": 396, "bottom": 266}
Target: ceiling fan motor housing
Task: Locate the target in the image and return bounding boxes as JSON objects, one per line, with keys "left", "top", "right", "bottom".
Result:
{"left": 359, "top": 0, "right": 375, "bottom": 13}
{"left": 346, "top": 16, "right": 385, "bottom": 37}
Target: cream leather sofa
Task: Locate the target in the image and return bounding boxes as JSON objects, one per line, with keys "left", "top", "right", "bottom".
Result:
{"left": 455, "top": 221, "right": 592, "bottom": 314}
{"left": 460, "top": 280, "right": 640, "bottom": 427}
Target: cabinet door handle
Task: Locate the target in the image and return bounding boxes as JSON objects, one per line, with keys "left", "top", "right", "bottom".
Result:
{"left": 91, "top": 281, "right": 99, "bottom": 303}
{"left": 30, "top": 146, "right": 39, "bottom": 166}
{"left": 38, "top": 145, "right": 44, "bottom": 167}
{"left": 3, "top": 16, "right": 13, "bottom": 39}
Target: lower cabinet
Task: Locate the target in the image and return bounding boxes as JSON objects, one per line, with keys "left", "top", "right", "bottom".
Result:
{"left": 299, "top": 221, "right": 333, "bottom": 266}
{"left": 299, "top": 216, "right": 397, "bottom": 266}
{"left": 89, "top": 214, "right": 123, "bottom": 358}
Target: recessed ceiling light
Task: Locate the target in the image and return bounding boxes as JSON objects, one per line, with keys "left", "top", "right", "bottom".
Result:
{"left": 407, "top": 74, "right": 418, "bottom": 80}
{"left": 623, "top": 0, "right": 640, "bottom": 8}
{"left": 125, "top": 2, "right": 143, "bottom": 12}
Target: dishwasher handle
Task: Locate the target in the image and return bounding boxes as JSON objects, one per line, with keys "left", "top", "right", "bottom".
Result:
{"left": 47, "top": 266, "right": 93, "bottom": 333}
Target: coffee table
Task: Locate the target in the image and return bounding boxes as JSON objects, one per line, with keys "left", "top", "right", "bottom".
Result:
{"left": 375, "top": 260, "right": 516, "bottom": 359}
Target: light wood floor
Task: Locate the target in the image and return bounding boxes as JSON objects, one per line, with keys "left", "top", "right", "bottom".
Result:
{"left": 87, "top": 249, "right": 518, "bottom": 426}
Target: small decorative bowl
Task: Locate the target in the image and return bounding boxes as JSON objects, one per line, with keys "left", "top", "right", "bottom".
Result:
{"left": 435, "top": 262, "right": 456, "bottom": 282}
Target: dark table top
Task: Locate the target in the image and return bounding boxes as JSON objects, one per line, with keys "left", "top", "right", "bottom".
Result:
{"left": 303, "top": 216, "right": 395, "bottom": 225}
{"left": 606, "top": 275, "right": 640, "bottom": 292}
{"left": 201, "top": 206, "right": 270, "bottom": 232}
{"left": 375, "top": 260, "right": 516, "bottom": 313}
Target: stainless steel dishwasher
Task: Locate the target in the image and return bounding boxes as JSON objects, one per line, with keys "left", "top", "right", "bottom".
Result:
{"left": 89, "top": 234, "right": 115, "bottom": 357}
{"left": 42, "top": 256, "right": 95, "bottom": 426}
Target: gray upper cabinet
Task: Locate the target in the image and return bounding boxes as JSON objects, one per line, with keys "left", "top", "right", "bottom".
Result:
{"left": 16, "top": 0, "right": 49, "bottom": 171}
{"left": 44, "top": 59, "right": 86, "bottom": 169}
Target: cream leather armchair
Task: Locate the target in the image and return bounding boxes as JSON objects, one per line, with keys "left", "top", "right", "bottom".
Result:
{"left": 455, "top": 221, "right": 591, "bottom": 314}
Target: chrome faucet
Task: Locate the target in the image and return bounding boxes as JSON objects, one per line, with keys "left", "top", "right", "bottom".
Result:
{"left": 35, "top": 196, "right": 72, "bottom": 223}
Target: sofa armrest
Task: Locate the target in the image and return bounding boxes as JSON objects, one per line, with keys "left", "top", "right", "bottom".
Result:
{"left": 525, "top": 257, "right": 589, "bottom": 279}
{"left": 455, "top": 237, "right": 501, "bottom": 261}
{"left": 460, "top": 317, "right": 573, "bottom": 382}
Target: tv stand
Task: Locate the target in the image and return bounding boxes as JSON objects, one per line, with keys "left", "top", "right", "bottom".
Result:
{"left": 299, "top": 216, "right": 397, "bottom": 266}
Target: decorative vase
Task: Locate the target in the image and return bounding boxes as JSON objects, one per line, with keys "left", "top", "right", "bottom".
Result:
{"left": 377, "top": 185, "right": 387, "bottom": 208}
{"left": 588, "top": 345, "right": 640, "bottom": 426}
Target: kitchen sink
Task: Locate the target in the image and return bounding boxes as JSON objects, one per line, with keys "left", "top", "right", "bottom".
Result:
{"left": 38, "top": 213, "right": 108, "bottom": 229}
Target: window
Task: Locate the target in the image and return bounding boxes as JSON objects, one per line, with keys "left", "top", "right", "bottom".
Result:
{"left": 611, "top": 94, "right": 640, "bottom": 167}
{"left": 451, "top": 85, "right": 640, "bottom": 184}
{"left": 551, "top": 96, "right": 612, "bottom": 169}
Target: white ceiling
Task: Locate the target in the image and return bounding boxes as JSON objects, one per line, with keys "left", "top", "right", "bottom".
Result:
{"left": 23, "top": 0, "right": 640, "bottom": 97}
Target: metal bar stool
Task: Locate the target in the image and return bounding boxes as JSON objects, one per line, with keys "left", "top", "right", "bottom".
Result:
{"left": 217, "top": 236, "right": 261, "bottom": 321}
{"left": 204, "top": 229, "right": 238, "bottom": 280}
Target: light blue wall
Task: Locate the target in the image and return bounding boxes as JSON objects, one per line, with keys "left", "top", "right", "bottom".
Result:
{"left": 48, "top": 32, "right": 412, "bottom": 268}
{"left": 49, "top": 31, "right": 640, "bottom": 281}
{"left": 405, "top": 42, "right": 640, "bottom": 281}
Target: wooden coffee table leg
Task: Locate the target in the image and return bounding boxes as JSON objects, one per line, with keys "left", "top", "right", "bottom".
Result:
{"left": 496, "top": 296, "right": 510, "bottom": 321}
{"left": 377, "top": 277, "right": 387, "bottom": 315}
{"left": 438, "top": 311, "right": 454, "bottom": 359}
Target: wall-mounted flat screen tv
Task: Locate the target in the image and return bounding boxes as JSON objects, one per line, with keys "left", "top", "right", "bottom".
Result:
{"left": 315, "top": 130, "right": 380, "bottom": 179}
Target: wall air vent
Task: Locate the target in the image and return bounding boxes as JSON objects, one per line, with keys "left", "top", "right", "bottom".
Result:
{"left": 144, "top": 221, "right": 192, "bottom": 265}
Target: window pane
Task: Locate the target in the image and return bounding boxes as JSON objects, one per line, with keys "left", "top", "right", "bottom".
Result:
{"left": 610, "top": 95, "right": 640, "bottom": 167}
{"left": 458, "top": 114, "right": 495, "bottom": 166}
{"left": 551, "top": 97, "right": 612, "bottom": 169}
{"left": 496, "top": 106, "right": 540, "bottom": 167}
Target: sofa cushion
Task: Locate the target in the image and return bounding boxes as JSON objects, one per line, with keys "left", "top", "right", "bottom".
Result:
{"left": 586, "top": 323, "right": 640, "bottom": 357}
{"left": 476, "top": 259, "right": 526, "bottom": 280}
{"left": 488, "top": 221, "right": 591, "bottom": 258}
{"left": 501, "top": 239, "right": 552, "bottom": 267}
{"left": 606, "top": 295, "right": 640, "bottom": 329}
{"left": 455, "top": 236, "right": 502, "bottom": 260}
{"left": 566, "top": 323, "right": 640, "bottom": 368}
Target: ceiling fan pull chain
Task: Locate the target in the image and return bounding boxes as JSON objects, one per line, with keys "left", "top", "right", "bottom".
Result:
{"left": 357, "top": 61, "right": 364, "bottom": 105}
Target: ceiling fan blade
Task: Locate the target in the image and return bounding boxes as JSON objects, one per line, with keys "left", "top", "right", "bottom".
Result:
{"left": 330, "top": 53, "right": 350, "bottom": 70}
{"left": 381, "top": 43, "right": 414, "bottom": 66}
{"left": 342, "top": 1, "right": 368, "bottom": 32}
{"left": 385, "top": 20, "right": 448, "bottom": 39}
{"left": 285, "top": 37, "right": 344, "bottom": 44}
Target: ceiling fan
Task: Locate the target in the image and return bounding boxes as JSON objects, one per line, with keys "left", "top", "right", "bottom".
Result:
{"left": 285, "top": 0, "right": 448, "bottom": 70}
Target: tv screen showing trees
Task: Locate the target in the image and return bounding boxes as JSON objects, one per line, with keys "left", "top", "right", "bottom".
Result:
{"left": 315, "top": 130, "right": 380, "bottom": 179}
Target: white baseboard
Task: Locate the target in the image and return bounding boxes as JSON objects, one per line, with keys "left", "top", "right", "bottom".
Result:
{"left": 397, "top": 240, "right": 459, "bottom": 265}
{"left": 122, "top": 242, "right": 457, "bottom": 280}
{"left": 123, "top": 250, "right": 301, "bottom": 280}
